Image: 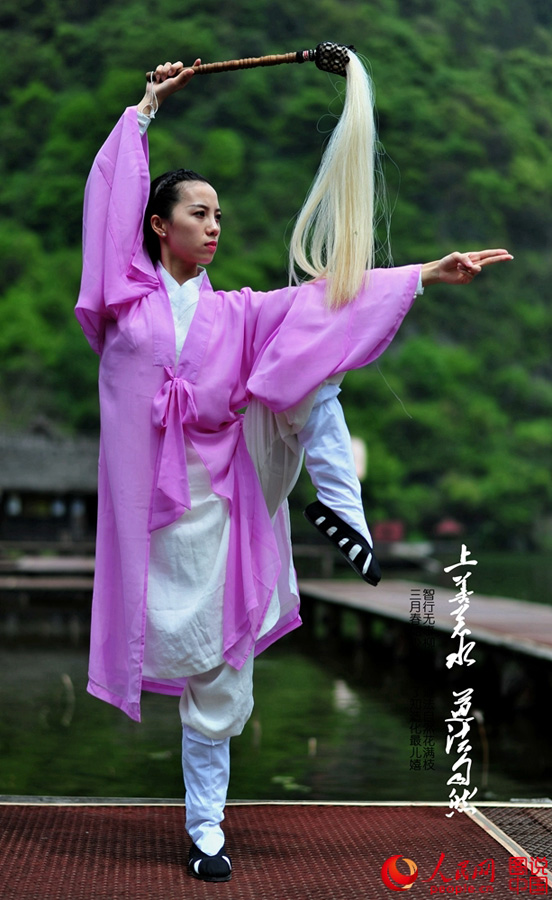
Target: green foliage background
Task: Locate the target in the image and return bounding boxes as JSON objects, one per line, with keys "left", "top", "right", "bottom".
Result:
{"left": 1, "top": 0, "right": 551, "bottom": 547}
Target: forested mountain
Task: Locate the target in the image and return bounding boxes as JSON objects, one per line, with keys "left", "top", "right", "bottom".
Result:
{"left": 1, "top": 0, "right": 551, "bottom": 546}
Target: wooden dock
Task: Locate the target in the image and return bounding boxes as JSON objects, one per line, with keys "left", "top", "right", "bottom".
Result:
{"left": 0, "top": 555, "right": 94, "bottom": 595}
{"left": 298, "top": 578, "right": 552, "bottom": 662}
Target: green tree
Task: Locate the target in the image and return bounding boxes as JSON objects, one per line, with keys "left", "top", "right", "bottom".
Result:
{"left": 0, "top": 0, "right": 551, "bottom": 546}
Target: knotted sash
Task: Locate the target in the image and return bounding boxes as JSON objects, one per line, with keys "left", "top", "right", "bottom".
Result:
{"left": 150, "top": 367, "right": 199, "bottom": 531}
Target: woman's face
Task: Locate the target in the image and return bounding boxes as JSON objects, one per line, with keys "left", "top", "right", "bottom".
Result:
{"left": 154, "top": 181, "right": 222, "bottom": 274}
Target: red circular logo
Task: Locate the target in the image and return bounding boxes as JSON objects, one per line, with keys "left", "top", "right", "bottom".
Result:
{"left": 381, "top": 855, "right": 419, "bottom": 891}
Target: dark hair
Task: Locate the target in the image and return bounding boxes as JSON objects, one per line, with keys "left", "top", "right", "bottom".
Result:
{"left": 143, "top": 168, "right": 212, "bottom": 263}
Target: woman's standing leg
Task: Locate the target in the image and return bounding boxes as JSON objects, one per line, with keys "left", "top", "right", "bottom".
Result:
{"left": 179, "top": 654, "right": 254, "bottom": 881}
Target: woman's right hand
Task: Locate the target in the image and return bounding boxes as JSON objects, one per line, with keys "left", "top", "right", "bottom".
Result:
{"left": 138, "top": 59, "right": 201, "bottom": 114}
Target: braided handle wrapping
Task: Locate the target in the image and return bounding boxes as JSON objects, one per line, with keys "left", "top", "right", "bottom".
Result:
{"left": 196, "top": 52, "right": 300, "bottom": 73}
{"left": 146, "top": 42, "right": 355, "bottom": 80}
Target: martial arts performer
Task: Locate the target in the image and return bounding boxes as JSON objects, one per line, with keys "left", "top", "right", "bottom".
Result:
{"left": 76, "top": 58, "right": 511, "bottom": 882}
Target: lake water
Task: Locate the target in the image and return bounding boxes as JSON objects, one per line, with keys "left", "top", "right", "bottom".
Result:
{"left": 1, "top": 549, "right": 550, "bottom": 802}
{"left": 1, "top": 619, "right": 550, "bottom": 804}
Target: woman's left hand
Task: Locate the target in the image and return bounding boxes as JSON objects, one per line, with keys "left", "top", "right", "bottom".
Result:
{"left": 422, "top": 249, "right": 513, "bottom": 286}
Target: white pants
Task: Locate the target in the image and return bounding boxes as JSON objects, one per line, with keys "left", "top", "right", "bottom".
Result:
{"left": 178, "top": 653, "right": 254, "bottom": 740}
{"left": 245, "top": 381, "right": 370, "bottom": 541}
{"left": 178, "top": 384, "right": 367, "bottom": 855}
{"left": 297, "top": 382, "right": 371, "bottom": 541}
{"left": 179, "top": 655, "right": 254, "bottom": 855}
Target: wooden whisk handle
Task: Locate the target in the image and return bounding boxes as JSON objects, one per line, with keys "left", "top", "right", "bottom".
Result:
{"left": 145, "top": 43, "right": 354, "bottom": 81}
{"left": 195, "top": 52, "right": 300, "bottom": 73}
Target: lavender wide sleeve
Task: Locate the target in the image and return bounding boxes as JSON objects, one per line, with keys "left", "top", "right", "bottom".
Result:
{"left": 247, "top": 265, "right": 421, "bottom": 412}
{"left": 75, "top": 107, "right": 158, "bottom": 354}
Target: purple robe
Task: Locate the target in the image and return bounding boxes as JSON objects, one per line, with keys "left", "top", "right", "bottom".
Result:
{"left": 75, "top": 107, "right": 420, "bottom": 721}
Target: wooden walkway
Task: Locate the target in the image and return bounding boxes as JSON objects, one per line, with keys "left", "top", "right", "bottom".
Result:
{"left": 298, "top": 578, "right": 552, "bottom": 662}
{"left": 0, "top": 555, "right": 94, "bottom": 596}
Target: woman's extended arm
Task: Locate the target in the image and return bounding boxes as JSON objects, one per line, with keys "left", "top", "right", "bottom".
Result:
{"left": 421, "top": 249, "right": 513, "bottom": 286}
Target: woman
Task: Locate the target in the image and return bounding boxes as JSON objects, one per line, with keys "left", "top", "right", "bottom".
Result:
{"left": 76, "top": 60, "right": 511, "bottom": 882}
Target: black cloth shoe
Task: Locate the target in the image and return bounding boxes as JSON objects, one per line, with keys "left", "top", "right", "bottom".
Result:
{"left": 188, "top": 843, "right": 232, "bottom": 882}
{"left": 303, "top": 500, "right": 382, "bottom": 586}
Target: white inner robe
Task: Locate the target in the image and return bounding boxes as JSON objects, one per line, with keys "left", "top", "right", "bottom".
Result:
{"left": 143, "top": 267, "right": 283, "bottom": 679}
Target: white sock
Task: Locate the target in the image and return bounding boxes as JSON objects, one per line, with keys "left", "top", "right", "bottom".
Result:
{"left": 182, "top": 725, "right": 230, "bottom": 855}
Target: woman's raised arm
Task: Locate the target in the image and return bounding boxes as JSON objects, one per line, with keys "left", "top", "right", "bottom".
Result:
{"left": 137, "top": 59, "right": 200, "bottom": 117}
